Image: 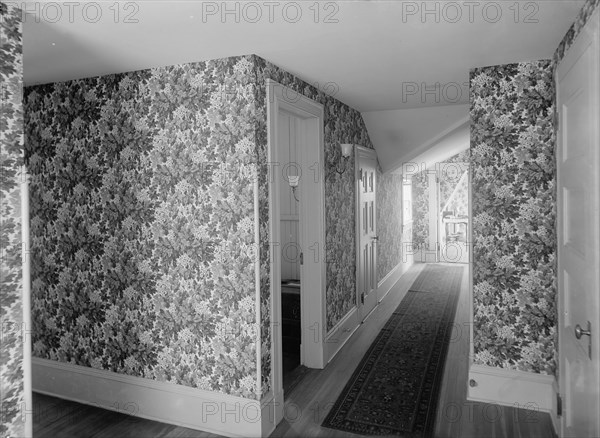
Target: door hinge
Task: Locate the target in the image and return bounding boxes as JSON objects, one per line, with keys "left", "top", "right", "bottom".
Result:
{"left": 359, "top": 168, "right": 363, "bottom": 181}
{"left": 557, "top": 393, "right": 562, "bottom": 417}
{"left": 300, "top": 252, "right": 303, "bottom": 265}
{"left": 361, "top": 292, "right": 365, "bottom": 304}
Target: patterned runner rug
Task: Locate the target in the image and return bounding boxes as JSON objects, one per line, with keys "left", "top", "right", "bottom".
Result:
{"left": 322, "top": 264, "right": 464, "bottom": 436}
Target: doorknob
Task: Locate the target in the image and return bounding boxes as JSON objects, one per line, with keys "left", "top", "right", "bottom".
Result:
{"left": 372, "top": 236, "right": 379, "bottom": 241}
{"left": 575, "top": 321, "right": 591, "bottom": 339}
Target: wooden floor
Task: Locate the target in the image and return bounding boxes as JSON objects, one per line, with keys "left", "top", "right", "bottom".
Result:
{"left": 32, "top": 392, "right": 221, "bottom": 438}
{"left": 32, "top": 263, "right": 556, "bottom": 438}
{"left": 269, "top": 262, "right": 556, "bottom": 438}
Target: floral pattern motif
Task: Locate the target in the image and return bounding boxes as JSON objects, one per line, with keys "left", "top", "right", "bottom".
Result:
{"left": 253, "top": 56, "right": 374, "bottom": 330}
{"left": 24, "top": 53, "right": 378, "bottom": 400}
{"left": 553, "top": 0, "right": 599, "bottom": 66}
{"left": 470, "top": 61, "right": 557, "bottom": 375}
{"left": 252, "top": 56, "right": 376, "bottom": 393}
{"left": 411, "top": 170, "right": 430, "bottom": 248}
{"left": 376, "top": 172, "right": 404, "bottom": 282}
{"left": 1, "top": 3, "right": 25, "bottom": 437}
{"left": 26, "top": 57, "right": 260, "bottom": 399}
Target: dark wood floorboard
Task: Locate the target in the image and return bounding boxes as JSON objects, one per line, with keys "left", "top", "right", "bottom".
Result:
{"left": 32, "top": 392, "right": 221, "bottom": 438}
{"left": 32, "top": 263, "right": 556, "bottom": 438}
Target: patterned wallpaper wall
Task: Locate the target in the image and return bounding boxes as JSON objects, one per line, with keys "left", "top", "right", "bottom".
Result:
{"left": 470, "top": 61, "right": 557, "bottom": 375}
{"left": 25, "top": 57, "right": 261, "bottom": 399}
{"left": 376, "top": 172, "right": 404, "bottom": 282}
{"left": 252, "top": 56, "right": 378, "bottom": 393}
{"left": 411, "top": 171, "right": 429, "bottom": 248}
{"left": 470, "top": 0, "right": 600, "bottom": 376}
{"left": 553, "top": 0, "right": 599, "bottom": 66}
{"left": 1, "top": 3, "right": 25, "bottom": 437}
{"left": 24, "top": 53, "right": 387, "bottom": 400}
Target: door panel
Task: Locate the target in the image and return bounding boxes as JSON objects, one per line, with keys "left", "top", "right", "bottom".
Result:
{"left": 356, "top": 147, "right": 378, "bottom": 321}
{"left": 557, "top": 9, "right": 600, "bottom": 437}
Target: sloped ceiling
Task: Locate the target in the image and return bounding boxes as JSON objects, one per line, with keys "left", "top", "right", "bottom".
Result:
{"left": 22, "top": 1, "right": 584, "bottom": 168}
{"left": 363, "top": 105, "right": 469, "bottom": 173}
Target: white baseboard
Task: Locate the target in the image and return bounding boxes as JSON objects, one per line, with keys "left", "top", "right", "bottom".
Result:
{"left": 377, "top": 259, "right": 411, "bottom": 303}
{"left": 467, "top": 364, "right": 557, "bottom": 414}
{"left": 259, "top": 390, "right": 279, "bottom": 437}
{"left": 32, "top": 357, "right": 269, "bottom": 437}
{"left": 324, "top": 260, "right": 412, "bottom": 365}
{"left": 324, "top": 307, "right": 359, "bottom": 364}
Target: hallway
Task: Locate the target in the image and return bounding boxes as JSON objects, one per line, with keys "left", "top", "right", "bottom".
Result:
{"left": 32, "top": 264, "right": 555, "bottom": 438}
{"left": 270, "top": 263, "right": 554, "bottom": 438}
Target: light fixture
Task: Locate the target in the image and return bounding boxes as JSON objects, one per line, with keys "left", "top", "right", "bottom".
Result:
{"left": 288, "top": 175, "right": 300, "bottom": 202}
{"left": 331, "top": 143, "right": 353, "bottom": 175}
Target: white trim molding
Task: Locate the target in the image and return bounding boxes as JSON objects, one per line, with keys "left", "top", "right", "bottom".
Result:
{"left": 377, "top": 259, "right": 410, "bottom": 304}
{"left": 265, "top": 79, "right": 326, "bottom": 427}
{"left": 324, "top": 307, "right": 360, "bottom": 364}
{"left": 467, "top": 364, "right": 557, "bottom": 414}
{"left": 32, "top": 358, "right": 271, "bottom": 437}
{"left": 21, "top": 168, "right": 33, "bottom": 438}
{"left": 325, "top": 259, "right": 414, "bottom": 364}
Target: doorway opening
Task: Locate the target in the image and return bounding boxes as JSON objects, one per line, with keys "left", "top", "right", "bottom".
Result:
{"left": 411, "top": 152, "right": 470, "bottom": 264}
{"left": 277, "top": 109, "right": 305, "bottom": 394}
{"left": 266, "top": 80, "right": 326, "bottom": 420}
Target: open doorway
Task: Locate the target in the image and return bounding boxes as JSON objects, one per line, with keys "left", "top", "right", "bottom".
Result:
{"left": 438, "top": 162, "right": 469, "bottom": 263}
{"left": 412, "top": 150, "right": 470, "bottom": 263}
{"left": 266, "top": 80, "right": 327, "bottom": 418}
{"left": 277, "top": 109, "right": 305, "bottom": 394}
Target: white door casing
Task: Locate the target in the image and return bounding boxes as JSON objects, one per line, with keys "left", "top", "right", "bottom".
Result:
{"left": 266, "top": 80, "right": 326, "bottom": 424}
{"left": 556, "top": 7, "right": 600, "bottom": 437}
{"left": 356, "top": 146, "right": 378, "bottom": 321}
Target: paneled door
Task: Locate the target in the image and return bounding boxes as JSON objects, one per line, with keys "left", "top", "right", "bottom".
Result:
{"left": 557, "top": 7, "right": 600, "bottom": 437}
{"left": 356, "top": 146, "right": 378, "bottom": 321}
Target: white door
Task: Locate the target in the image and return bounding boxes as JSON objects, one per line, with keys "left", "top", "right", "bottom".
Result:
{"left": 557, "top": 8, "right": 600, "bottom": 437}
{"left": 356, "top": 147, "right": 378, "bottom": 321}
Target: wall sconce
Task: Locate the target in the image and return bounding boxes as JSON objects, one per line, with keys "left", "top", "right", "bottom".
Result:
{"left": 288, "top": 175, "right": 300, "bottom": 202}
{"left": 332, "top": 143, "right": 353, "bottom": 175}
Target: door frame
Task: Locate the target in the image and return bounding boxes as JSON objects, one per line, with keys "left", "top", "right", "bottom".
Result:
{"left": 355, "top": 145, "right": 378, "bottom": 320}
{"left": 266, "top": 79, "right": 326, "bottom": 420}
{"left": 556, "top": 7, "right": 600, "bottom": 436}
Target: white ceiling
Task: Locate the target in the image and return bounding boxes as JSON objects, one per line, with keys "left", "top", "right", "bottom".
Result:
{"left": 22, "top": 0, "right": 584, "bottom": 171}
{"left": 363, "top": 105, "right": 469, "bottom": 172}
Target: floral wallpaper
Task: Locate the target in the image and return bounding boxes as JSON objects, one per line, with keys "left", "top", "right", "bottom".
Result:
{"left": 25, "top": 57, "right": 260, "bottom": 399}
{"left": 1, "top": 3, "right": 26, "bottom": 437}
{"left": 411, "top": 171, "right": 429, "bottom": 248}
{"left": 553, "top": 0, "right": 599, "bottom": 66}
{"left": 251, "top": 55, "right": 376, "bottom": 393}
{"left": 470, "top": 61, "right": 557, "bottom": 375}
{"left": 376, "top": 171, "right": 404, "bottom": 282}
{"left": 24, "top": 53, "right": 379, "bottom": 401}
